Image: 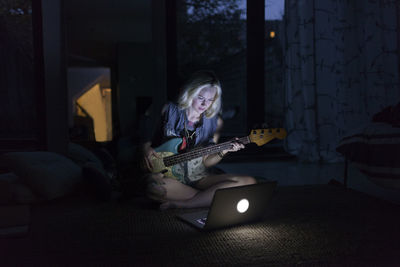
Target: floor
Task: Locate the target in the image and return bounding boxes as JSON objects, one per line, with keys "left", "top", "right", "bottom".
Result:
{"left": 217, "top": 159, "right": 400, "bottom": 205}
{"left": 4, "top": 183, "right": 400, "bottom": 266}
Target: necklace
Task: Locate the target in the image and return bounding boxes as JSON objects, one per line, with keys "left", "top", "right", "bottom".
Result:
{"left": 184, "top": 120, "right": 196, "bottom": 140}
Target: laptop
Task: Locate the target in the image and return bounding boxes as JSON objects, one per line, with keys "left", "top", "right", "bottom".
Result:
{"left": 177, "top": 181, "right": 277, "bottom": 230}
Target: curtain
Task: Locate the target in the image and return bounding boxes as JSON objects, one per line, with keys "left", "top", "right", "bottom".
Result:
{"left": 284, "top": 0, "right": 399, "bottom": 162}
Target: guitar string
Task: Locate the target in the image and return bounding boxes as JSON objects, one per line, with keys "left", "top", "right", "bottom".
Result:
{"left": 164, "top": 128, "right": 284, "bottom": 166}
{"left": 177, "top": 115, "right": 216, "bottom": 164}
{"left": 164, "top": 143, "right": 231, "bottom": 165}
{"left": 164, "top": 144, "right": 233, "bottom": 166}
{"left": 163, "top": 136, "right": 250, "bottom": 166}
{"left": 167, "top": 137, "right": 249, "bottom": 165}
{"left": 163, "top": 143, "right": 232, "bottom": 166}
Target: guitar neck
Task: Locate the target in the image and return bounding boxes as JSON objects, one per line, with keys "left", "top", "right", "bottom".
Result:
{"left": 163, "top": 136, "right": 250, "bottom": 167}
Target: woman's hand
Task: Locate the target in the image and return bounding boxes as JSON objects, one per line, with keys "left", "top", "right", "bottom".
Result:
{"left": 222, "top": 138, "right": 245, "bottom": 155}
{"left": 141, "top": 142, "right": 159, "bottom": 172}
{"left": 203, "top": 138, "right": 244, "bottom": 168}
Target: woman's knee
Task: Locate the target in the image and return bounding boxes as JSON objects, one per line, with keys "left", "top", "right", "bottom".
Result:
{"left": 247, "top": 176, "right": 257, "bottom": 185}
{"left": 163, "top": 178, "right": 199, "bottom": 201}
{"left": 232, "top": 175, "right": 257, "bottom": 186}
{"left": 146, "top": 182, "right": 167, "bottom": 202}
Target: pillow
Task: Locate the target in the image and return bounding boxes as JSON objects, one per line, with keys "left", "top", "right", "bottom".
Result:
{"left": 337, "top": 123, "right": 400, "bottom": 190}
{"left": 0, "top": 173, "right": 15, "bottom": 204}
{"left": 0, "top": 172, "right": 40, "bottom": 204}
{"left": 67, "top": 142, "right": 103, "bottom": 170}
{"left": 0, "top": 172, "right": 19, "bottom": 183}
{"left": 0, "top": 152, "right": 82, "bottom": 200}
{"left": 10, "top": 183, "right": 40, "bottom": 204}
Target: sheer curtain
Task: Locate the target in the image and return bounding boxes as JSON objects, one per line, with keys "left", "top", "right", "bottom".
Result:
{"left": 283, "top": 0, "right": 399, "bottom": 162}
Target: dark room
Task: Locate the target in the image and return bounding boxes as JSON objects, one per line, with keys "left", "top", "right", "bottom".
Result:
{"left": 1, "top": 0, "right": 400, "bottom": 266}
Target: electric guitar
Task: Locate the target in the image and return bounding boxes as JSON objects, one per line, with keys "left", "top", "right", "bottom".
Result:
{"left": 145, "top": 128, "right": 287, "bottom": 181}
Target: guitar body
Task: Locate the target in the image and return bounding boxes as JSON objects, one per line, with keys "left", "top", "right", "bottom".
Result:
{"left": 150, "top": 138, "right": 206, "bottom": 181}
{"left": 150, "top": 138, "right": 180, "bottom": 178}
{"left": 144, "top": 128, "right": 287, "bottom": 182}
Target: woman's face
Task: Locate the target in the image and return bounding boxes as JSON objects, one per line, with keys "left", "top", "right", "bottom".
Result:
{"left": 191, "top": 86, "right": 217, "bottom": 115}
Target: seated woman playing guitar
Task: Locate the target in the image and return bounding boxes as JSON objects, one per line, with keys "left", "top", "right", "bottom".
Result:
{"left": 140, "top": 70, "right": 256, "bottom": 210}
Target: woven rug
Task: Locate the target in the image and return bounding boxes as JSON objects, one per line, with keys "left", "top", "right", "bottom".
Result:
{"left": 1, "top": 185, "right": 399, "bottom": 266}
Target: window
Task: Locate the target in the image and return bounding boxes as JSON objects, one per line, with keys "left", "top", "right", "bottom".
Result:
{"left": 173, "top": 0, "right": 286, "bottom": 136}
{"left": 264, "top": 0, "right": 285, "bottom": 127}
{"left": 176, "top": 0, "right": 247, "bottom": 136}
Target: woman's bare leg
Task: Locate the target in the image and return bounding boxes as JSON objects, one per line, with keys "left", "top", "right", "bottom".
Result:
{"left": 161, "top": 174, "right": 256, "bottom": 209}
{"left": 146, "top": 174, "right": 198, "bottom": 203}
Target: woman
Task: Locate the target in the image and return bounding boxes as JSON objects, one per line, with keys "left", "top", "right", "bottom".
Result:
{"left": 141, "top": 70, "right": 256, "bottom": 209}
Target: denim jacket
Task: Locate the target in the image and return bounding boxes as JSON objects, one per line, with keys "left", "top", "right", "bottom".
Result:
{"left": 151, "top": 102, "right": 219, "bottom": 184}
{"left": 159, "top": 102, "right": 218, "bottom": 147}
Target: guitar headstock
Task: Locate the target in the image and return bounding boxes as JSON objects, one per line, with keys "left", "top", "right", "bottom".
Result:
{"left": 248, "top": 128, "right": 287, "bottom": 146}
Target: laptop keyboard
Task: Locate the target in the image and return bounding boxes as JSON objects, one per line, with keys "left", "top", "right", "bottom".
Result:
{"left": 196, "top": 217, "right": 207, "bottom": 225}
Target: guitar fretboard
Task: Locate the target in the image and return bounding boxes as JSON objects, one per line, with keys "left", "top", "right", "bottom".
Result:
{"left": 163, "top": 136, "right": 250, "bottom": 167}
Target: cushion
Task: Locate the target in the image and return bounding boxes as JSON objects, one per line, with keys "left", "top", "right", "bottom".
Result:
{"left": 67, "top": 142, "right": 103, "bottom": 170}
{"left": 0, "top": 173, "right": 14, "bottom": 204}
{"left": 0, "top": 152, "right": 82, "bottom": 200}
{"left": 0, "top": 172, "right": 19, "bottom": 183}
{"left": 0, "top": 172, "right": 39, "bottom": 204}
{"left": 10, "top": 183, "right": 40, "bottom": 204}
{"left": 337, "top": 123, "right": 400, "bottom": 190}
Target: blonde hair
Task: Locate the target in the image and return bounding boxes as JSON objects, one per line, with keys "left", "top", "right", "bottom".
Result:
{"left": 177, "top": 70, "right": 222, "bottom": 118}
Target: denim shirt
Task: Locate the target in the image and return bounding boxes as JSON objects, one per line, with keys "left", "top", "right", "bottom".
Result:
{"left": 150, "top": 102, "right": 218, "bottom": 184}
{"left": 159, "top": 102, "right": 218, "bottom": 147}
